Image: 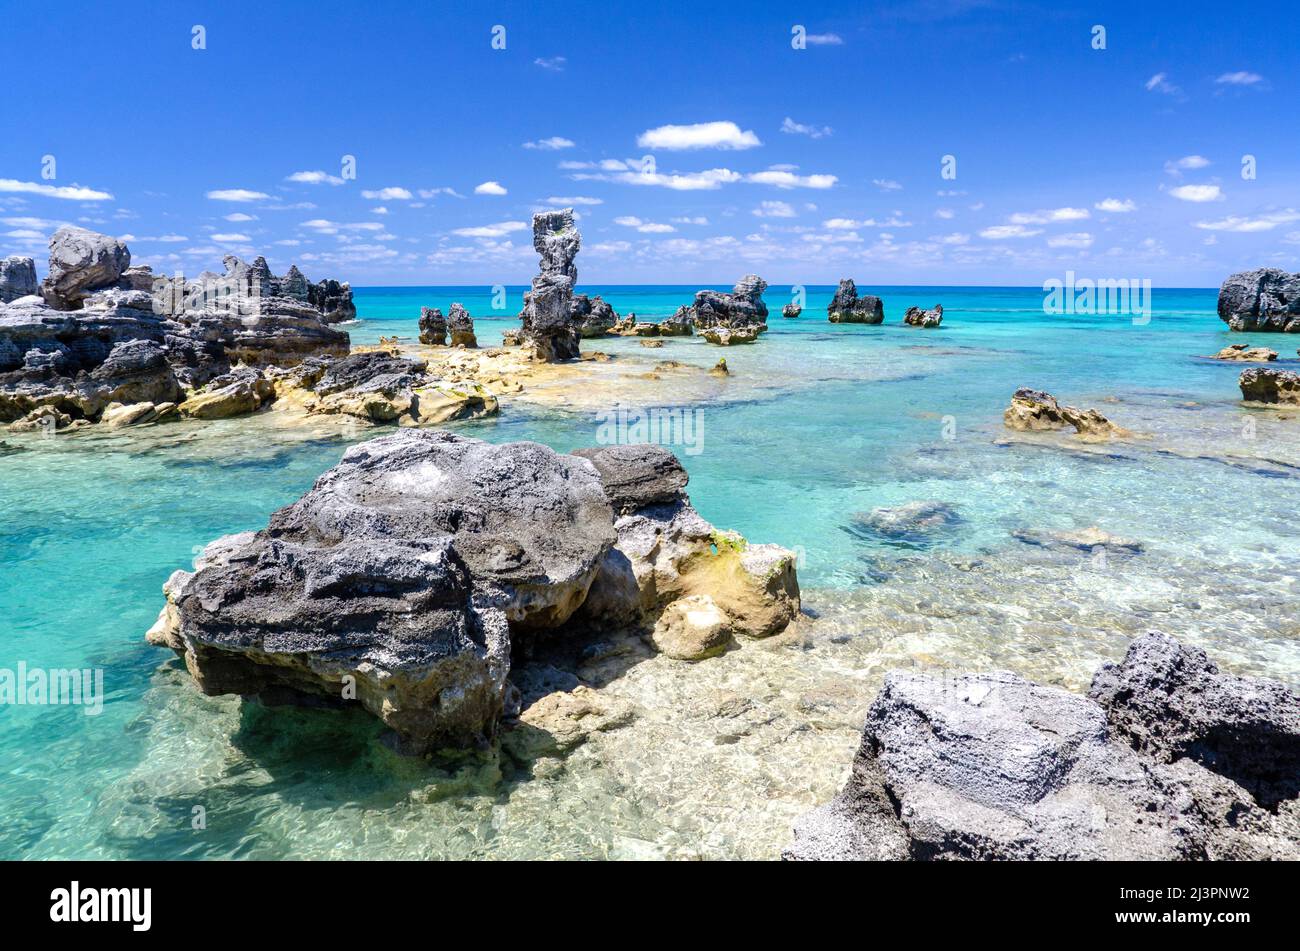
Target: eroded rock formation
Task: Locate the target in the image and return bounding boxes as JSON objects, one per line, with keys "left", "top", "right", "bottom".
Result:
{"left": 147, "top": 434, "right": 801, "bottom": 753}
{"left": 784, "top": 633, "right": 1300, "bottom": 860}
{"left": 1239, "top": 367, "right": 1300, "bottom": 405}
{"left": 827, "top": 278, "right": 883, "bottom": 324}
{"left": 1218, "top": 268, "right": 1300, "bottom": 332}
{"left": 519, "top": 209, "right": 581, "bottom": 361}
{"left": 903, "top": 304, "right": 942, "bottom": 328}
{"left": 1003, "top": 388, "right": 1131, "bottom": 440}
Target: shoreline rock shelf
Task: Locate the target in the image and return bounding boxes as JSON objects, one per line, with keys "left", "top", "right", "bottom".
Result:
{"left": 784, "top": 632, "right": 1300, "bottom": 860}
{"left": 146, "top": 432, "right": 801, "bottom": 754}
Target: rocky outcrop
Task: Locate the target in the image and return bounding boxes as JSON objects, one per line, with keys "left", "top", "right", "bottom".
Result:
{"left": 418, "top": 307, "right": 447, "bottom": 346}
{"left": 827, "top": 278, "right": 883, "bottom": 324}
{"left": 0, "top": 230, "right": 353, "bottom": 425}
{"left": 40, "top": 227, "right": 131, "bottom": 310}
{"left": 307, "top": 278, "right": 357, "bottom": 323}
{"left": 147, "top": 433, "right": 801, "bottom": 753}
{"left": 785, "top": 633, "right": 1300, "bottom": 861}
{"left": 903, "top": 304, "right": 942, "bottom": 328}
{"left": 782, "top": 303, "right": 802, "bottom": 319}
{"left": 700, "top": 326, "right": 759, "bottom": 346}
{"left": 519, "top": 209, "right": 581, "bottom": 361}
{"left": 569, "top": 294, "right": 619, "bottom": 338}
{"left": 1218, "top": 268, "right": 1300, "bottom": 332}
{"left": 1239, "top": 367, "right": 1300, "bottom": 405}
{"left": 686, "top": 275, "right": 770, "bottom": 334}
{"left": 655, "top": 308, "right": 694, "bottom": 336}
{"left": 288, "top": 350, "right": 498, "bottom": 424}
{"left": 447, "top": 303, "right": 477, "bottom": 348}
{"left": 1003, "top": 388, "right": 1131, "bottom": 440}
{"left": 1210, "top": 344, "right": 1276, "bottom": 361}
{"left": 850, "top": 501, "right": 959, "bottom": 544}
{"left": 0, "top": 256, "right": 37, "bottom": 303}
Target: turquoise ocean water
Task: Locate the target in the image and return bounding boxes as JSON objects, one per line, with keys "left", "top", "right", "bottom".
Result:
{"left": 3, "top": 285, "right": 1298, "bottom": 859}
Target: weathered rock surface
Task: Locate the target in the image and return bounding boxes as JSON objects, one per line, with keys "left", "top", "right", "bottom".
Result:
{"left": 700, "top": 325, "right": 759, "bottom": 346}
{"left": 418, "top": 307, "right": 447, "bottom": 346}
{"left": 519, "top": 209, "right": 581, "bottom": 361}
{"left": 677, "top": 275, "right": 770, "bottom": 339}
{"left": 41, "top": 227, "right": 131, "bottom": 310}
{"left": 903, "top": 304, "right": 943, "bottom": 328}
{"left": 569, "top": 294, "right": 619, "bottom": 338}
{"left": 782, "top": 303, "right": 802, "bottom": 319}
{"left": 1210, "top": 343, "right": 1277, "bottom": 362}
{"left": 827, "top": 278, "right": 883, "bottom": 324}
{"left": 850, "top": 501, "right": 960, "bottom": 543}
{"left": 1003, "top": 388, "right": 1131, "bottom": 440}
{"left": 1218, "top": 268, "right": 1300, "bottom": 332}
{"left": 785, "top": 633, "right": 1300, "bottom": 861}
{"left": 291, "top": 350, "right": 498, "bottom": 425}
{"left": 651, "top": 594, "right": 732, "bottom": 660}
{"left": 1239, "top": 367, "right": 1300, "bottom": 405}
{"left": 1011, "top": 525, "right": 1143, "bottom": 554}
{"left": 447, "top": 303, "right": 477, "bottom": 348}
{"left": 0, "top": 256, "right": 37, "bottom": 303}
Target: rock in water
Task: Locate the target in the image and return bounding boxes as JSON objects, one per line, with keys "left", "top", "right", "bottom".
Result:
{"left": 785, "top": 633, "right": 1300, "bottom": 861}
{"left": 1003, "top": 387, "right": 1131, "bottom": 440}
{"left": 850, "top": 501, "right": 960, "bottom": 544}
{"left": 827, "top": 278, "right": 884, "bottom": 324}
{"left": 1210, "top": 343, "right": 1277, "bottom": 361}
{"left": 1218, "top": 268, "right": 1300, "bottom": 332}
{"left": 418, "top": 306, "right": 448, "bottom": 346}
{"left": 446, "top": 303, "right": 477, "bottom": 348}
{"left": 40, "top": 227, "right": 131, "bottom": 310}
{"left": 903, "top": 304, "right": 943, "bottom": 328}
{"left": 569, "top": 294, "right": 619, "bottom": 338}
{"left": 0, "top": 256, "right": 37, "bottom": 303}
{"left": 519, "top": 209, "right": 581, "bottom": 361}
{"left": 782, "top": 303, "right": 802, "bottom": 319}
{"left": 1239, "top": 366, "right": 1300, "bottom": 404}
{"left": 147, "top": 430, "right": 617, "bottom": 754}
{"left": 681, "top": 275, "right": 770, "bottom": 340}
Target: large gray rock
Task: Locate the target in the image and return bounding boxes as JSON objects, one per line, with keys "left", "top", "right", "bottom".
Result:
{"left": 569, "top": 294, "right": 618, "bottom": 338}
{"left": 689, "top": 275, "right": 769, "bottom": 330}
{"left": 1218, "top": 268, "right": 1300, "bottom": 332}
{"left": 785, "top": 634, "right": 1300, "bottom": 861}
{"left": 519, "top": 209, "right": 581, "bottom": 361}
{"left": 0, "top": 256, "right": 37, "bottom": 303}
{"left": 903, "top": 304, "right": 943, "bottom": 328}
{"left": 418, "top": 306, "right": 447, "bottom": 346}
{"left": 447, "top": 303, "right": 477, "bottom": 348}
{"left": 827, "top": 278, "right": 883, "bottom": 324}
{"left": 41, "top": 227, "right": 131, "bottom": 310}
{"left": 1089, "top": 632, "right": 1300, "bottom": 809}
{"left": 1239, "top": 366, "right": 1300, "bottom": 405}
{"left": 147, "top": 430, "right": 617, "bottom": 754}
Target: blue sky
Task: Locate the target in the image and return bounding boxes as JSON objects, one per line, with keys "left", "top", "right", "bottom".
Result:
{"left": 2, "top": 0, "right": 1297, "bottom": 287}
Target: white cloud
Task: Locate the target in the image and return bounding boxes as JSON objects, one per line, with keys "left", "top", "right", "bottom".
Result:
{"left": 636, "top": 121, "right": 761, "bottom": 151}
{"left": 534, "top": 56, "right": 567, "bottom": 71}
{"left": 1047, "top": 232, "right": 1094, "bottom": 248}
{"left": 1009, "top": 207, "right": 1090, "bottom": 224}
{"left": 780, "top": 117, "right": 832, "bottom": 139}
{"left": 804, "top": 32, "right": 843, "bottom": 45}
{"left": 938, "top": 233, "right": 970, "bottom": 245}
{"left": 613, "top": 215, "right": 676, "bottom": 233}
{"left": 747, "top": 169, "right": 836, "bottom": 189}
{"left": 452, "top": 221, "right": 527, "bottom": 238}
{"left": 372, "top": 206, "right": 389, "bottom": 215}
{"left": 300, "top": 219, "right": 386, "bottom": 235}
{"left": 1165, "top": 155, "right": 1210, "bottom": 175}
{"left": 1094, "top": 198, "right": 1136, "bottom": 213}
{"left": 572, "top": 167, "right": 742, "bottom": 191}
{"left": 360, "top": 186, "right": 413, "bottom": 200}
{"left": 523, "top": 136, "right": 575, "bottom": 150}
{"left": 417, "top": 187, "right": 462, "bottom": 199}
{"left": 980, "top": 224, "right": 1043, "bottom": 239}
{"left": 671, "top": 216, "right": 708, "bottom": 225}
{"left": 4, "top": 229, "right": 44, "bottom": 239}
{"left": 934, "top": 208, "right": 955, "bottom": 219}
{"left": 223, "top": 212, "right": 257, "bottom": 222}
{"left": 207, "top": 189, "right": 270, "bottom": 202}
{"left": 210, "top": 233, "right": 251, "bottom": 242}
{"left": 823, "top": 215, "right": 910, "bottom": 229}
{"left": 1216, "top": 71, "right": 1264, "bottom": 86}
{"left": 544, "top": 196, "right": 603, "bottom": 206}
{"left": 1169, "top": 184, "right": 1223, "bottom": 202}
{"left": 872, "top": 178, "right": 903, "bottom": 192}
{"left": 474, "top": 181, "right": 508, "bottom": 196}
{"left": 1144, "top": 72, "right": 1181, "bottom": 96}
{"left": 287, "top": 170, "right": 345, "bottom": 186}
{"left": 753, "top": 200, "right": 796, "bottom": 218}
{"left": 0, "top": 178, "right": 113, "bottom": 201}
{"left": 1194, "top": 209, "right": 1300, "bottom": 232}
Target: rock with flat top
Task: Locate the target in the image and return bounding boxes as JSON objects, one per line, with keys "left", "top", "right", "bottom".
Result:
{"left": 1239, "top": 367, "right": 1300, "bottom": 404}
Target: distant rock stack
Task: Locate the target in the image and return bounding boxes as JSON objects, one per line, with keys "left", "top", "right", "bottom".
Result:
{"left": 1218, "top": 268, "right": 1300, "bottom": 332}
{"left": 418, "top": 306, "right": 448, "bottom": 345}
{"left": 519, "top": 209, "right": 581, "bottom": 361}
{"left": 827, "top": 278, "right": 884, "bottom": 323}
{"left": 448, "top": 303, "right": 477, "bottom": 347}
{"left": 903, "top": 304, "right": 943, "bottom": 328}
{"left": 0, "top": 256, "right": 37, "bottom": 303}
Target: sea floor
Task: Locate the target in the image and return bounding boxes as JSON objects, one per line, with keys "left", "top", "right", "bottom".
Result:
{"left": 3, "top": 286, "right": 1298, "bottom": 859}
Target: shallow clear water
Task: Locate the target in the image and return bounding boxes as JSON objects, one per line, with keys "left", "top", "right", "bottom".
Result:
{"left": 3, "top": 285, "right": 1298, "bottom": 859}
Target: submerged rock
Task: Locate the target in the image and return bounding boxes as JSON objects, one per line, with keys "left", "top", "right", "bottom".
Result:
{"left": 827, "top": 278, "right": 883, "bottom": 324}
{"left": 903, "top": 304, "right": 943, "bottom": 328}
{"left": 1210, "top": 344, "right": 1277, "bottom": 362}
{"left": 850, "top": 501, "right": 960, "bottom": 543}
{"left": 1218, "top": 268, "right": 1300, "bottom": 332}
{"left": 785, "top": 633, "right": 1300, "bottom": 860}
{"left": 1003, "top": 388, "right": 1131, "bottom": 440}
{"left": 148, "top": 435, "right": 801, "bottom": 752}
{"left": 1239, "top": 367, "right": 1300, "bottom": 405}
{"left": 1011, "top": 526, "right": 1143, "bottom": 554}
